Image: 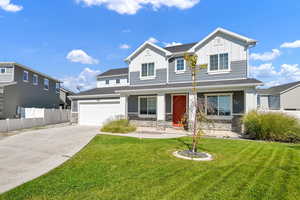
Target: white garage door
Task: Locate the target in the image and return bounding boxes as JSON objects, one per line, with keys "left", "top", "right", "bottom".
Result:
{"left": 79, "top": 100, "right": 122, "bottom": 126}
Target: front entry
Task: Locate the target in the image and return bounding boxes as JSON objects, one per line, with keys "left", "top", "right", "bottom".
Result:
{"left": 172, "top": 95, "right": 187, "bottom": 127}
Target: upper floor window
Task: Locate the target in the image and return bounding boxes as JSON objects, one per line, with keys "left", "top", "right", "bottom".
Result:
{"left": 116, "top": 79, "right": 120, "bottom": 84}
{"left": 56, "top": 83, "right": 60, "bottom": 93}
{"left": 105, "top": 80, "right": 109, "bottom": 85}
{"left": 141, "top": 63, "right": 155, "bottom": 78}
{"left": 33, "top": 74, "right": 38, "bottom": 85}
{"left": 0, "top": 68, "right": 6, "bottom": 74}
{"left": 44, "top": 78, "right": 49, "bottom": 90}
{"left": 23, "top": 71, "right": 29, "bottom": 82}
{"left": 175, "top": 58, "right": 185, "bottom": 73}
{"left": 209, "top": 53, "right": 229, "bottom": 72}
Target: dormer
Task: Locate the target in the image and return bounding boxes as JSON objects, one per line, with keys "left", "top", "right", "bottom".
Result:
{"left": 97, "top": 67, "right": 129, "bottom": 88}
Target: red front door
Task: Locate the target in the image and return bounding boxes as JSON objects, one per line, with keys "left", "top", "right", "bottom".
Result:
{"left": 173, "top": 95, "right": 187, "bottom": 127}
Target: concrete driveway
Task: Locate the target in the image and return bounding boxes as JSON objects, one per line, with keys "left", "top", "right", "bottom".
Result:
{"left": 0, "top": 125, "right": 99, "bottom": 194}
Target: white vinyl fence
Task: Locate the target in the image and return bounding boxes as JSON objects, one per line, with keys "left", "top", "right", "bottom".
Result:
{"left": 0, "top": 108, "right": 70, "bottom": 132}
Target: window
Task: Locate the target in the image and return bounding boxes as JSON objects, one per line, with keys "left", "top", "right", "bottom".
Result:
{"left": 141, "top": 63, "right": 155, "bottom": 78}
{"left": 175, "top": 58, "right": 185, "bottom": 72}
{"left": 44, "top": 79, "right": 49, "bottom": 90}
{"left": 209, "top": 53, "right": 229, "bottom": 72}
{"left": 105, "top": 80, "right": 109, "bottom": 85}
{"left": 0, "top": 68, "right": 5, "bottom": 74}
{"left": 139, "top": 96, "right": 157, "bottom": 117}
{"left": 116, "top": 79, "right": 120, "bottom": 84}
{"left": 23, "top": 71, "right": 29, "bottom": 82}
{"left": 33, "top": 74, "right": 38, "bottom": 85}
{"left": 206, "top": 94, "right": 231, "bottom": 116}
{"left": 56, "top": 83, "right": 60, "bottom": 93}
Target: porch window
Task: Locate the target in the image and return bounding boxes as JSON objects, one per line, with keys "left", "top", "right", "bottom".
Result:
{"left": 141, "top": 63, "right": 155, "bottom": 78}
{"left": 209, "top": 53, "right": 229, "bottom": 72}
{"left": 206, "top": 94, "right": 232, "bottom": 116}
{"left": 175, "top": 58, "right": 185, "bottom": 72}
{"left": 139, "top": 96, "right": 156, "bottom": 117}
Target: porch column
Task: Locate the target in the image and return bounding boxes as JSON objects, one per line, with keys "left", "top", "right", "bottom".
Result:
{"left": 157, "top": 93, "right": 166, "bottom": 121}
{"left": 245, "top": 88, "right": 257, "bottom": 113}
{"left": 189, "top": 91, "right": 197, "bottom": 127}
{"left": 120, "top": 94, "right": 128, "bottom": 119}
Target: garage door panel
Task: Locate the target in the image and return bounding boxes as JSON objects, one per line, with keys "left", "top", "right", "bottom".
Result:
{"left": 79, "top": 101, "right": 121, "bottom": 126}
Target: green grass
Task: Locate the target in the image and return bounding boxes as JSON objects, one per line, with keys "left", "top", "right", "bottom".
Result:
{"left": 100, "top": 119, "right": 136, "bottom": 133}
{"left": 1, "top": 135, "right": 300, "bottom": 200}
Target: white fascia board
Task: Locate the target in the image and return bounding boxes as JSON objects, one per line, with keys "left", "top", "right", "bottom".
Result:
{"left": 280, "top": 83, "right": 300, "bottom": 95}
{"left": 69, "top": 94, "right": 120, "bottom": 100}
{"left": 188, "top": 27, "right": 257, "bottom": 53}
{"left": 125, "top": 41, "right": 172, "bottom": 62}
{"left": 0, "top": 81, "right": 17, "bottom": 87}
{"left": 116, "top": 82, "right": 263, "bottom": 94}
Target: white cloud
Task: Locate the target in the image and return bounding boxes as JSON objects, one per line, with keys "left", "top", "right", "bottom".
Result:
{"left": 250, "top": 49, "right": 281, "bottom": 61}
{"left": 66, "top": 49, "right": 99, "bottom": 65}
{"left": 251, "top": 63, "right": 300, "bottom": 87}
{"left": 164, "top": 42, "right": 182, "bottom": 47}
{"left": 61, "top": 68, "right": 100, "bottom": 92}
{"left": 122, "top": 29, "right": 131, "bottom": 33}
{"left": 280, "top": 40, "right": 300, "bottom": 48}
{"left": 76, "top": 0, "right": 200, "bottom": 15}
{"left": 147, "top": 37, "right": 159, "bottom": 44}
{"left": 119, "top": 44, "right": 131, "bottom": 49}
{"left": 0, "top": 0, "right": 23, "bottom": 12}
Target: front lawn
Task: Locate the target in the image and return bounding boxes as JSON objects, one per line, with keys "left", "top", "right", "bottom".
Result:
{"left": 1, "top": 135, "right": 299, "bottom": 200}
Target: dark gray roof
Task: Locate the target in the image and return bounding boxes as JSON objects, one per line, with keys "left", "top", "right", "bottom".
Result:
{"left": 98, "top": 67, "right": 128, "bottom": 77}
{"left": 164, "top": 42, "right": 197, "bottom": 53}
{"left": 257, "top": 81, "right": 300, "bottom": 95}
{"left": 74, "top": 78, "right": 262, "bottom": 97}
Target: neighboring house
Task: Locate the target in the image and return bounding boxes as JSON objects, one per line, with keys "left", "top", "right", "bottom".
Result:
{"left": 0, "top": 62, "right": 61, "bottom": 119}
{"left": 96, "top": 67, "right": 129, "bottom": 88}
{"left": 69, "top": 28, "right": 263, "bottom": 132}
{"left": 257, "top": 81, "right": 300, "bottom": 111}
{"left": 59, "top": 87, "right": 74, "bottom": 109}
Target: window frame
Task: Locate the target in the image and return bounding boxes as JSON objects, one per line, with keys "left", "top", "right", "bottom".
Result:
{"left": 105, "top": 80, "right": 109, "bottom": 85}
{"left": 204, "top": 93, "right": 233, "bottom": 119}
{"left": 116, "top": 79, "right": 120, "bottom": 84}
{"left": 208, "top": 53, "right": 230, "bottom": 74}
{"left": 175, "top": 58, "right": 186, "bottom": 73}
{"left": 138, "top": 96, "right": 157, "bottom": 118}
{"left": 0, "top": 67, "right": 6, "bottom": 74}
{"left": 44, "top": 78, "right": 49, "bottom": 90}
{"left": 32, "top": 74, "right": 38, "bottom": 85}
{"left": 23, "top": 71, "right": 29, "bottom": 82}
{"left": 140, "top": 62, "right": 156, "bottom": 80}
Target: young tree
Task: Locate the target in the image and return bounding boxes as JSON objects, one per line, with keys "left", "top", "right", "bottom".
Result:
{"left": 183, "top": 53, "right": 210, "bottom": 153}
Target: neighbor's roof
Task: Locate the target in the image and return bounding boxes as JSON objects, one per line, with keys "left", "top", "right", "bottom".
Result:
{"left": 0, "top": 62, "right": 62, "bottom": 83}
{"left": 257, "top": 81, "right": 300, "bottom": 95}
{"left": 164, "top": 42, "right": 197, "bottom": 53}
{"left": 70, "top": 78, "right": 262, "bottom": 99}
{"left": 97, "top": 67, "right": 128, "bottom": 77}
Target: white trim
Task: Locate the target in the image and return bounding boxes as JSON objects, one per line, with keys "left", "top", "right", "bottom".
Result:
{"left": 125, "top": 41, "right": 172, "bottom": 62}
{"left": 69, "top": 94, "right": 120, "bottom": 100}
{"left": 280, "top": 83, "right": 300, "bottom": 95}
{"left": 175, "top": 58, "right": 186, "bottom": 74}
{"left": 23, "top": 70, "right": 29, "bottom": 82}
{"left": 138, "top": 96, "right": 157, "bottom": 118}
{"left": 33, "top": 74, "right": 38, "bottom": 85}
{"left": 208, "top": 53, "right": 231, "bottom": 74}
{"left": 204, "top": 93, "right": 233, "bottom": 119}
{"left": 140, "top": 62, "right": 156, "bottom": 80}
{"left": 188, "top": 27, "right": 257, "bottom": 53}
{"left": 97, "top": 73, "right": 128, "bottom": 78}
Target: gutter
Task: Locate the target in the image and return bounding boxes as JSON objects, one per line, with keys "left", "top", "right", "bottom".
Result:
{"left": 68, "top": 93, "right": 120, "bottom": 100}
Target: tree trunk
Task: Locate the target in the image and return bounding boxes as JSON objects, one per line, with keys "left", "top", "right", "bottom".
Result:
{"left": 191, "top": 69, "right": 197, "bottom": 153}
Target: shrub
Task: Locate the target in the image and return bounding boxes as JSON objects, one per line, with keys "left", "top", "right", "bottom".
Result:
{"left": 243, "top": 111, "right": 300, "bottom": 143}
{"left": 101, "top": 119, "right": 136, "bottom": 133}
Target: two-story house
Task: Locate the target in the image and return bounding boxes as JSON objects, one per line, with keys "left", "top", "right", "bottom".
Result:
{"left": 0, "top": 62, "right": 61, "bottom": 119}
{"left": 69, "top": 28, "right": 263, "bottom": 132}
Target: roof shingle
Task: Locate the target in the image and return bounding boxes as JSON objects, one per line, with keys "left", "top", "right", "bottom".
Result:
{"left": 98, "top": 67, "right": 128, "bottom": 77}
{"left": 257, "top": 81, "right": 300, "bottom": 95}
{"left": 164, "top": 42, "right": 197, "bottom": 53}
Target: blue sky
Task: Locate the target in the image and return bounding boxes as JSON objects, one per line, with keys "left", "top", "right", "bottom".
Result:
{"left": 0, "top": 0, "right": 300, "bottom": 91}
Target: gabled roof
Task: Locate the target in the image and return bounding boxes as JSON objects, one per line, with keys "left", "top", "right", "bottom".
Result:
{"left": 97, "top": 67, "right": 128, "bottom": 77}
{"left": 164, "top": 42, "right": 197, "bottom": 53}
{"left": 125, "top": 41, "right": 172, "bottom": 62}
{"left": 257, "top": 81, "right": 300, "bottom": 95}
{"left": 188, "top": 28, "right": 257, "bottom": 52}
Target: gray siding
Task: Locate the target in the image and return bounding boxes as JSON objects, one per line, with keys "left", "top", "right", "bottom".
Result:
{"left": 128, "top": 95, "right": 139, "bottom": 113}
{"left": 166, "top": 94, "right": 172, "bottom": 113}
{"left": 168, "top": 58, "right": 247, "bottom": 83}
{"left": 269, "top": 95, "right": 280, "bottom": 110}
{"left": 130, "top": 68, "right": 167, "bottom": 85}
{"left": 0, "top": 64, "right": 14, "bottom": 82}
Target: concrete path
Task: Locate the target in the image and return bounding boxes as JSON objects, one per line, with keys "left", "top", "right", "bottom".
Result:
{"left": 0, "top": 125, "right": 99, "bottom": 194}
{"left": 102, "top": 132, "right": 188, "bottom": 139}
